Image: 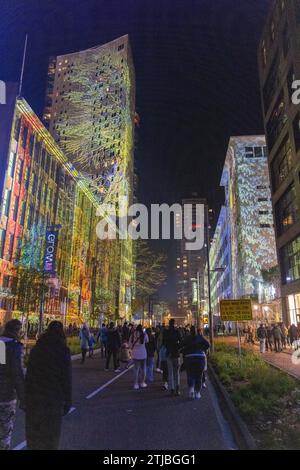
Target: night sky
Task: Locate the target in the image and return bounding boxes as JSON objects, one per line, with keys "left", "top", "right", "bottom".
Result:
{"left": 0, "top": 0, "right": 272, "bottom": 301}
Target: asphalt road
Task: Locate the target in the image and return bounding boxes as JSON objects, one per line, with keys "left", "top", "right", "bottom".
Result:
{"left": 11, "top": 354, "right": 236, "bottom": 450}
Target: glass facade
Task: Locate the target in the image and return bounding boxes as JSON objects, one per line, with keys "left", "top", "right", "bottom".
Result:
{"left": 281, "top": 235, "right": 300, "bottom": 284}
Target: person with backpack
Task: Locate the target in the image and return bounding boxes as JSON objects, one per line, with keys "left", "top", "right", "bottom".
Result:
{"left": 145, "top": 328, "right": 156, "bottom": 383}
{"left": 163, "top": 319, "right": 182, "bottom": 396}
{"left": 129, "top": 324, "right": 149, "bottom": 390}
{"left": 181, "top": 326, "right": 209, "bottom": 399}
{"left": 25, "top": 321, "right": 72, "bottom": 450}
{"left": 257, "top": 324, "right": 267, "bottom": 353}
{"left": 0, "top": 319, "right": 25, "bottom": 450}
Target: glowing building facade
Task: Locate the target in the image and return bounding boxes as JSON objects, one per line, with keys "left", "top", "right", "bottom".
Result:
{"left": 43, "top": 35, "right": 135, "bottom": 319}
{"left": 258, "top": 0, "right": 300, "bottom": 325}
{"left": 210, "top": 136, "right": 281, "bottom": 323}
{"left": 0, "top": 93, "right": 123, "bottom": 325}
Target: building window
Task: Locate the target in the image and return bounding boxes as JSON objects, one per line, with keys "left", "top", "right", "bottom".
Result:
{"left": 20, "top": 202, "right": 26, "bottom": 226}
{"left": 263, "top": 51, "right": 279, "bottom": 112}
{"left": 261, "top": 40, "right": 267, "bottom": 67}
{"left": 281, "top": 235, "right": 300, "bottom": 284}
{"left": 118, "top": 44, "right": 124, "bottom": 51}
{"left": 282, "top": 23, "right": 290, "bottom": 58}
{"left": 0, "top": 229, "right": 6, "bottom": 258}
{"left": 266, "top": 91, "right": 288, "bottom": 150}
{"left": 29, "top": 134, "right": 35, "bottom": 156}
{"left": 275, "top": 183, "right": 299, "bottom": 235}
{"left": 15, "top": 158, "right": 24, "bottom": 184}
{"left": 7, "top": 151, "right": 16, "bottom": 178}
{"left": 271, "top": 135, "right": 292, "bottom": 190}
{"left": 21, "top": 126, "right": 28, "bottom": 148}
{"left": 245, "top": 146, "right": 267, "bottom": 158}
{"left": 293, "top": 112, "right": 300, "bottom": 152}
{"left": 13, "top": 196, "right": 19, "bottom": 222}
{"left": 270, "top": 21, "right": 275, "bottom": 43}
{"left": 2, "top": 189, "right": 11, "bottom": 217}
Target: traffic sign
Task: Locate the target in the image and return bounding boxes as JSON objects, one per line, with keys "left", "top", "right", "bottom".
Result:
{"left": 220, "top": 299, "right": 252, "bottom": 322}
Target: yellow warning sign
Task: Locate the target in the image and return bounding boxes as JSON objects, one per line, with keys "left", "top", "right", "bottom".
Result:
{"left": 220, "top": 299, "right": 253, "bottom": 322}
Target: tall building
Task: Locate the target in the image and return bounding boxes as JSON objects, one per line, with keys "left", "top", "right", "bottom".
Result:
{"left": 43, "top": 35, "right": 136, "bottom": 318}
{"left": 209, "top": 136, "right": 281, "bottom": 323}
{"left": 176, "top": 197, "right": 208, "bottom": 324}
{"left": 0, "top": 91, "right": 121, "bottom": 326}
{"left": 258, "top": 0, "right": 300, "bottom": 325}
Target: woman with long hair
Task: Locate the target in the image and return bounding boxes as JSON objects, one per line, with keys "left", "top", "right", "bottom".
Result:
{"left": 181, "top": 325, "right": 209, "bottom": 399}
{"left": 25, "top": 321, "right": 72, "bottom": 450}
{"left": 129, "top": 324, "right": 149, "bottom": 390}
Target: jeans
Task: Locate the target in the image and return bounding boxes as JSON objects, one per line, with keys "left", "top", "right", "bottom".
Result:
{"left": 167, "top": 356, "right": 180, "bottom": 391}
{"left": 161, "top": 360, "right": 168, "bottom": 382}
{"left": 0, "top": 400, "right": 17, "bottom": 450}
{"left": 146, "top": 356, "right": 155, "bottom": 382}
{"left": 274, "top": 338, "right": 282, "bottom": 352}
{"left": 133, "top": 359, "right": 146, "bottom": 385}
{"left": 185, "top": 355, "right": 206, "bottom": 393}
{"left": 106, "top": 347, "right": 119, "bottom": 370}
{"left": 259, "top": 338, "right": 266, "bottom": 353}
{"left": 101, "top": 342, "right": 107, "bottom": 359}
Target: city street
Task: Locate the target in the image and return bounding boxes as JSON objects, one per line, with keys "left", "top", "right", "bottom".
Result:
{"left": 11, "top": 355, "right": 236, "bottom": 450}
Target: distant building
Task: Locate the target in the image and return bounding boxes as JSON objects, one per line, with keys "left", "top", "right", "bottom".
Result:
{"left": 258, "top": 0, "right": 300, "bottom": 325}
{"left": 176, "top": 197, "right": 208, "bottom": 324}
{"left": 210, "top": 136, "right": 281, "bottom": 324}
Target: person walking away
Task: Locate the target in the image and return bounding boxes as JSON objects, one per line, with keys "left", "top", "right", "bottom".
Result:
{"left": 88, "top": 333, "right": 96, "bottom": 357}
{"left": 280, "top": 323, "right": 288, "bottom": 350}
{"left": 145, "top": 328, "right": 156, "bottom": 383}
{"left": 0, "top": 320, "right": 25, "bottom": 450}
{"left": 129, "top": 324, "right": 149, "bottom": 389}
{"left": 155, "top": 325, "right": 162, "bottom": 372}
{"left": 97, "top": 323, "right": 108, "bottom": 359}
{"left": 266, "top": 325, "right": 274, "bottom": 352}
{"left": 119, "top": 340, "right": 131, "bottom": 369}
{"left": 105, "top": 322, "right": 121, "bottom": 372}
{"left": 79, "top": 323, "right": 90, "bottom": 364}
{"left": 163, "top": 319, "right": 182, "bottom": 396}
{"left": 289, "top": 324, "right": 298, "bottom": 349}
{"left": 181, "top": 326, "right": 209, "bottom": 399}
{"left": 122, "top": 322, "right": 130, "bottom": 342}
{"left": 25, "top": 321, "right": 72, "bottom": 450}
{"left": 272, "top": 324, "right": 282, "bottom": 352}
{"left": 257, "top": 324, "right": 267, "bottom": 353}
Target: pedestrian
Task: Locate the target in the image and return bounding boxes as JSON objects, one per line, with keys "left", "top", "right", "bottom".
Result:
{"left": 289, "top": 323, "right": 299, "bottom": 349}
{"left": 79, "top": 323, "right": 90, "bottom": 364}
{"left": 272, "top": 324, "right": 282, "bottom": 352}
{"left": 97, "top": 323, "right": 108, "bottom": 359}
{"left": 145, "top": 328, "right": 156, "bottom": 383}
{"left": 163, "top": 318, "right": 182, "bottom": 396}
{"left": 221, "top": 324, "right": 226, "bottom": 335}
{"left": 280, "top": 323, "right": 288, "bottom": 350}
{"left": 228, "top": 324, "right": 232, "bottom": 335}
{"left": 105, "top": 322, "right": 121, "bottom": 372}
{"left": 181, "top": 326, "right": 210, "bottom": 399}
{"left": 88, "top": 333, "right": 96, "bottom": 357}
{"left": 129, "top": 324, "right": 149, "bottom": 390}
{"left": 266, "top": 325, "right": 274, "bottom": 351}
{"left": 256, "top": 323, "right": 267, "bottom": 353}
{"left": 25, "top": 321, "right": 72, "bottom": 450}
{"left": 119, "top": 340, "right": 131, "bottom": 369}
{"left": 122, "top": 322, "right": 130, "bottom": 342}
{"left": 0, "top": 319, "right": 25, "bottom": 450}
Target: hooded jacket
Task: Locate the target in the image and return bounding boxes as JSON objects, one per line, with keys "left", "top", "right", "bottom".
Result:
{"left": 0, "top": 334, "right": 25, "bottom": 403}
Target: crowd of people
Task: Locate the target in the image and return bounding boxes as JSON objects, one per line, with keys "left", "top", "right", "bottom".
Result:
{"left": 254, "top": 322, "right": 300, "bottom": 353}
{"left": 0, "top": 317, "right": 209, "bottom": 450}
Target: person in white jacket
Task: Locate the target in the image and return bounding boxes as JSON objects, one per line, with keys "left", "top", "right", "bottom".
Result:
{"left": 129, "top": 325, "right": 149, "bottom": 390}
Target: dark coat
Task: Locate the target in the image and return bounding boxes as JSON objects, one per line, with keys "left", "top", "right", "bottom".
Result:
{"left": 181, "top": 334, "right": 210, "bottom": 356}
{"left": 0, "top": 334, "right": 25, "bottom": 403}
{"left": 106, "top": 328, "right": 121, "bottom": 350}
{"left": 257, "top": 326, "right": 267, "bottom": 340}
{"left": 25, "top": 333, "right": 72, "bottom": 413}
{"left": 163, "top": 327, "right": 181, "bottom": 358}
{"left": 146, "top": 335, "right": 156, "bottom": 358}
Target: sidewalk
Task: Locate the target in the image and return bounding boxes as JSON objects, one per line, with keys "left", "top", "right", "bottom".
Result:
{"left": 215, "top": 336, "right": 300, "bottom": 380}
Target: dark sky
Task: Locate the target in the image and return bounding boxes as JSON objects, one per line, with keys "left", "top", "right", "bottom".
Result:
{"left": 0, "top": 0, "right": 272, "bottom": 301}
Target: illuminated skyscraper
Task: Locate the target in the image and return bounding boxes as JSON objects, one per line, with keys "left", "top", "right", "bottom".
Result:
{"left": 258, "top": 0, "right": 300, "bottom": 325}
{"left": 43, "top": 35, "right": 136, "bottom": 319}
{"left": 210, "top": 136, "right": 281, "bottom": 323}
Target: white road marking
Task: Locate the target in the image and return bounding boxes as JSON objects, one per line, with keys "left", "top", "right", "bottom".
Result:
{"left": 13, "top": 440, "right": 27, "bottom": 450}
{"left": 68, "top": 406, "right": 76, "bottom": 415}
{"left": 86, "top": 366, "right": 133, "bottom": 400}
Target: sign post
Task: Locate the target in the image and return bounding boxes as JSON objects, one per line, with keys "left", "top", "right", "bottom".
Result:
{"left": 220, "top": 299, "right": 253, "bottom": 364}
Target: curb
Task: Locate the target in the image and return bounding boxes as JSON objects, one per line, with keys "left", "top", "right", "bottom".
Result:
{"left": 208, "top": 363, "right": 257, "bottom": 450}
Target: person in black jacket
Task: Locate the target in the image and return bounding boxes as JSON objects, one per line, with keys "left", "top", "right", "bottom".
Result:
{"left": 163, "top": 319, "right": 182, "bottom": 396}
{"left": 105, "top": 322, "right": 121, "bottom": 372}
{"left": 181, "top": 326, "right": 209, "bottom": 399}
{"left": 0, "top": 319, "right": 25, "bottom": 450}
{"left": 145, "top": 328, "right": 156, "bottom": 382}
{"left": 25, "top": 321, "right": 72, "bottom": 450}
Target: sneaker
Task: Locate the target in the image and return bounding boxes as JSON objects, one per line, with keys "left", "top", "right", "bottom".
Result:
{"left": 114, "top": 369, "right": 121, "bottom": 373}
{"left": 202, "top": 383, "right": 207, "bottom": 389}
{"left": 140, "top": 382, "right": 147, "bottom": 388}
{"left": 104, "top": 368, "right": 109, "bottom": 371}
{"left": 163, "top": 382, "right": 168, "bottom": 390}
{"left": 195, "top": 392, "right": 201, "bottom": 399}
{"left": 134, "top": 383, "right": 139, "bottom": 390}
{"left": 175, "top": 389, "right": 181, "bottom": 396}
{"left": 155, "top": 368, "right": 161, "bottom": 373}
{"left": 189, "top": 387, "right": 195, "bottom": 399}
